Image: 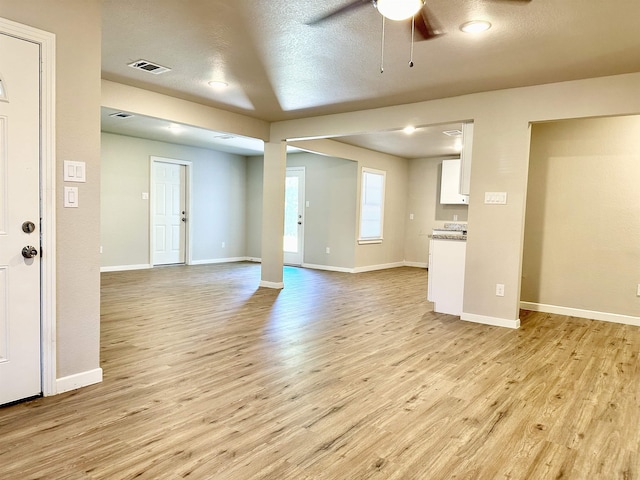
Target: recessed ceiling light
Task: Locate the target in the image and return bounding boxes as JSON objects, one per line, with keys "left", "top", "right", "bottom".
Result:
{"left": 460, "top": 20, "right": 492, "bottom": 33}
{"left": 403, "top": 125, "right": 417, "bottom": 135}
{"left": 208, "top": 81, "right": 229, "bottom": 89}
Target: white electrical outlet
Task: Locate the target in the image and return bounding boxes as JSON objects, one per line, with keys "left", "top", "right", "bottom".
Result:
{"left": 637, "top": 284, "right": 640, "bottom": 297}
{"left": 326, "top": 247, "right": 330, "bottom": 254}
{"left": 221, "top": 242, "right": 225, "bottom": 248}
{"left": 496, "top": 283, "right": 505, "bottom": 297}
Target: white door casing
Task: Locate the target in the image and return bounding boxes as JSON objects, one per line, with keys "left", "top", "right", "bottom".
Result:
{"left": 0, "top": 30, "right": 44, "bottom": 405}
{"left": 283, "top": 167, "right": 305, "bottom": 266}
{"left": 151, "top": 157, "right": 190, "bottom": 266}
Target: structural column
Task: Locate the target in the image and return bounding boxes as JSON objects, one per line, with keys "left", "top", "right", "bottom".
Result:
{"left": 260, "top": 141, "right": 287, "bottom": 288}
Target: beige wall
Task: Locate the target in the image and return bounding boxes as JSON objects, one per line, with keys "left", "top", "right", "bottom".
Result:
{"left": 286, "top": 153, "right": 357, "bottom": 269}
{"left": 5, "top": 0, "right": 638, "bottom": 399}
{"left": 405, "top": 157, "right": 469, "bottom": 266}
{"left": 101, "top": 132, "right": 248, "bottom": 268}
{"left": 288, "top": 139, "right": 409, "bottom": 270}
{"left": 0, "top": 2, "right": 102, "bottom": 377}
{"left": 245, "top": 156, "right": 264, "bottom": 259}
{"left": 523, "top": 116, "right": 640, "bottom": 317}
{"left": 271, "top": 73, "right": 640, "bottom": 326}
{"left": 106, "top": 72, "right": 640, "bottom": 325}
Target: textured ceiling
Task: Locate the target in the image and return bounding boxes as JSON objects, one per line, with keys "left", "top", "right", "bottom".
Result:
{"left": 101, "top": 0, "right": 640, "bottom": 156}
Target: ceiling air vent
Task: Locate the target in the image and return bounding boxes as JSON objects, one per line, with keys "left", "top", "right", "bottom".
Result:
{"left": 127, "top": 59, "right": 172, "bottom": 75}
{"left": 108, "top": 112, "right": 135, "bottom": 119}
{"left": 442, "top": 129, "right": 463, "bottom": 137}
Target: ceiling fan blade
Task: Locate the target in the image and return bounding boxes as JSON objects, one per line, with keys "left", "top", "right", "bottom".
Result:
{"left": 414, "top": 5, "right": 444, "bottom": 41}
{"left": 307, "top": 0, "right": 373, "bottom": 25}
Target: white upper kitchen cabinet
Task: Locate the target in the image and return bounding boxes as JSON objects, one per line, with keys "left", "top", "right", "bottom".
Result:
{"left": 440, "top": 159, "right": 469, "bottom": 204}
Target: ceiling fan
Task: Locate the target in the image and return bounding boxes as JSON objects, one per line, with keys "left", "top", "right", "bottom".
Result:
{"left": 308, "top": 0, "right": 532, "bottom": 42}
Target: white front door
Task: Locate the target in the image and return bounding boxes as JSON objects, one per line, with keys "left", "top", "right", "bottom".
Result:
{"left": 283, "top": 167, "right": 305, "bottom": 265}
{"left": 0, "top": 32, "right": 42, "bottom": 405}
{"left": 152, "top": 160, "right": 187, "bottom": 265}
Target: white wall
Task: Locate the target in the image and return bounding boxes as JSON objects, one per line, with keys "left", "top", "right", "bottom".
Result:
{"left": 101, "top": 133, "right": 247, "bottom": 268}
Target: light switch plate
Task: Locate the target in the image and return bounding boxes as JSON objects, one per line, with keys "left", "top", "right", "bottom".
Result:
{"left": 484, "top": 192, "right": 507, "bottom": 204}
{"left": 64, "top": 186, "right": 78, "bottom": 208}
{"left": 63, "top": 160, "right": 86, "bottom": 182}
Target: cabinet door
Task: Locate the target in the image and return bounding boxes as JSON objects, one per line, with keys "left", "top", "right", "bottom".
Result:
{"left": 440, "top": 159, "right": 468, "bottom": 204}
{"left": 430, "top": 239, "right": 466, "bottom": 316}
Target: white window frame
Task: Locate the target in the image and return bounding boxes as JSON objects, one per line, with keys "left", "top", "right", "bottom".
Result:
{"left": 358, "top": 167, "right": 386, "bottom": 244}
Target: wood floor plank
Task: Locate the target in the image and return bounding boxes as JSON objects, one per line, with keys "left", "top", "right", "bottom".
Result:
{"left": 1, "top": 262, "right": 639, "bottom": 479}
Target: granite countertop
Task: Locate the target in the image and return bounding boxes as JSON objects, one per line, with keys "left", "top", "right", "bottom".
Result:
{"left": 430, "top": 222, "right": 467, "bottom": 240}
{"left": 430, "top": 234, "right": 467, "bottom": 241}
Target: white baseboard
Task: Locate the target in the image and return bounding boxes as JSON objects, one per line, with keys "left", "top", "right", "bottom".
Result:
{"left": 403, "top": 261, "right": 428, "bottom": 269}
{"left": 259, "top": 280, "right": 284, "bottom": 289}
{"left": 101, "top": 259, "right": 424, "bottom": 274}
{"left": 190, "top": 256, "right": 249, "bottom": 265}
{"left": 302, "top": 263, "right": 354, "bottom": 273}
{"left": 353, "top": 262, "right": 405, "bottom": 273}
{"left": 520, "top": 301, "right": 640, "bottom": 327}
{"left": 461, "top": 312, "right": 520, "bottom": 329}
{"left": 100, "top": 264, "right": 151, "bottom": 273}
{"left": 55, "top": 368, "right": 103, "bottom": 395}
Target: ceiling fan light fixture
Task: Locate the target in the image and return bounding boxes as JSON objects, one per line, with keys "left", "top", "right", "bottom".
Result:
{"left": 376, "top": 0, "right": 423, "bottom": 21}
{"left": 460, "top": 20, "right": 492, "bottom": 33}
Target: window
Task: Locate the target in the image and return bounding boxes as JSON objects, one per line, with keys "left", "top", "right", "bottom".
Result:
{"left": 359, "top": 167, "right": 386, "bottom": 244}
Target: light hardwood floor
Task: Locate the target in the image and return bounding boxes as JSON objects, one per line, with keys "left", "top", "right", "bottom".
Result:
{"left": 1, "top": 263, "right": 639, "bottom": 479}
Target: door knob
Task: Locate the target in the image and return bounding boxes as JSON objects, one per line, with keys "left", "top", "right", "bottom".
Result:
{"left": 22, "top": 246, "right": 38, "bottom": 259}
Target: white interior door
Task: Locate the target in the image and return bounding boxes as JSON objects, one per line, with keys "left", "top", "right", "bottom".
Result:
{"left": 152, "top": 161, "right": 186, "bottom": 266}
{"left": 283, "top": 167, "right": 305, "bottom": 265}
{"left": 0, "top": 33, "right": 42, "bottom": 405}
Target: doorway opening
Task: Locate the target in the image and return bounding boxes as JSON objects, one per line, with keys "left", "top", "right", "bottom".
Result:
{"left": 283, "top": 167, "right": 305, "bottom": 266}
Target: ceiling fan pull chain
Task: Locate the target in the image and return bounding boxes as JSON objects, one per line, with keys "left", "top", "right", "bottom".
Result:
{"left": 380, "top": 15, "right": 385, "bottom": 73}
{"left": 409, "top": 15, "right": 415, "bottom": 67}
